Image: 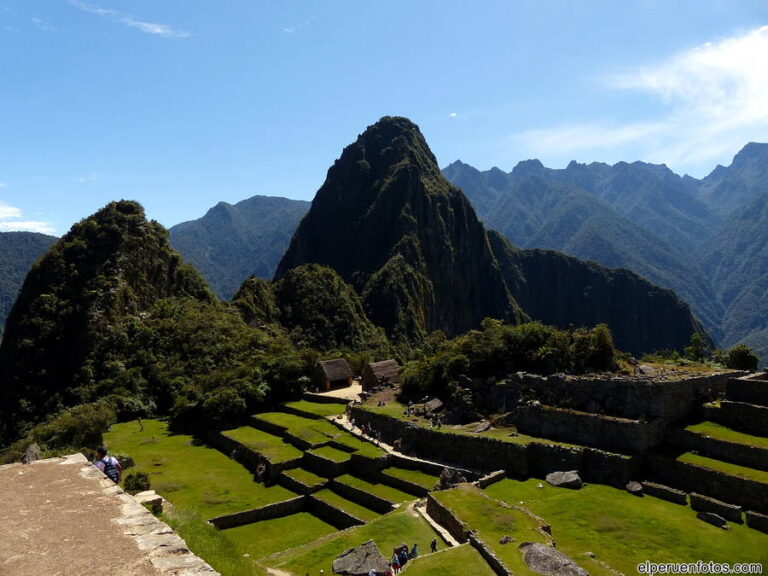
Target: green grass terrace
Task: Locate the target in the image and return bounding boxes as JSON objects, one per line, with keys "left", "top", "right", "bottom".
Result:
{"left": 382, "top": 466, "right": 439, "bottom": 491}
{"left": 485, "top": 478, "right": 768, "bottom": 574}
{"left": 685, "top": 421, "right": 768, "bottom": 450}
{"left": 430, "top": 484, "right": 550, "bottom": 576}
{"left": 283, "top": 400, "right": 346, "bottom": 419}
{"left": 308, "top": 444, "right": 354, "bottom": 463}
{"left": 676, "top": 451, "right": 768, "bottom": 483}
{"left": 280, "top": 467, "right": 327, "bottom": 490}
{"left": 262, "top": 507, "right": 442, "bottom": 575}
{"left": 312, "top": 488, "right": 381, "bottom": 522}
{"left": 334, "top": 474, "right": 416, "bottom": 505}
{"left": 220, "top": 426, "right": 303, "bottom": 463}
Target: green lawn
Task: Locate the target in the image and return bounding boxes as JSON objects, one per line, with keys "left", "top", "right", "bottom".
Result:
{"left": 334, "top": 474, "right": 416, "bottom": 504}
{"left": 685, "top": 421, "right": 768, "bottom": 450}
{"left": 281, "top": 467, "right": 328, "bottom": 489}
{"left": 313, "top": 488, "right": 381, "bottom": 522}
{"left": 382, "top": 466, "right": 439, "bottom": 490}
{"left": 431, "top": 484, "right": 550, "bottom": 576}
{"left": 331, "top": 432, "right": 387, "bottom": 459}
{"left": 486, "top": 478, "right": 768, "bottom": 574}
{"left": 284, "top": 400, "right": 346, "bottom": 418}
{"left": 405, "top": 543, "right": 497, "bottom": 576}
{"left": 255, "top": 411, "right": 351, "bottom": 447}
{"left": 308, "top": 444, "right": 353, "bottom": 463}
{"left": 105, "top": 419, "right": 297, "bottom": 518}
{"left": 222, "top": 513, "right": 337, "bottom": 559}
{"left": 221, "top": 426, "right": 303, "bottom": 463}
{"left": 677, "top": 452, "right": 768, "bottom": 483}
{"left": 263, "top": 507, "right": 441, "bottom": 574}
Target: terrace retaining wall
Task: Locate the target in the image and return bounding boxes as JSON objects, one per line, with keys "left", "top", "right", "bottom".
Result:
{"left": 726, "top": 375, "right": 768, "bottom": 407}
{"left": 426, "top": 494, "right": 468, "bottom": 543}
{"left": 302, "top": 392, "right": 351, "bottom": 405}
{"left": 350, "top": 407, "right": 638, "bottom": 488}
{"left": 666, "top": 428, "right": 768, "bottom": 471}
{"left": 746, "top": 510, "right": 768, "bottom": 534}
{"left": 641, "top": 481, "right": 688, "bottom": 505}
{"left": 711, "top": 401, "right": 768, "bottom": 437}
{"left": 478, "top": 371, "right": 740, "bottom": 423}
{"left": 249, "top": 416, "right": 289, "bottom": 438}
{"left": 303, "top": 451, "right": 348, "bottom": 478}
{"left": 689, "top": 493, "right": 743, "bottom": 523}
{"left": 646, "top": 454, "right": 768, "bottom": 513}
{"left": 208, "top": 496, "right": 306, "bottom": 529}
{"left": 330, "top": 479, "right": 396, "bottom": 513}
{"left": 278, "top": 471, "right": 327, "bottom": 494}
{"left": 469, "top": 533, "right": 511, "bottom": 576}
{"left": 378, "top": 471, "right": 430, "bottom": 497}
{"left": 516, "top": 405, "right": 661, "bottom": 454}
{"left": 306, "top": 495, "right": 365, "bottom": 530}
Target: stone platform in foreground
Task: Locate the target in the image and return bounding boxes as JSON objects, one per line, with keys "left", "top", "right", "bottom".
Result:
{"left": 0, "top": 453, "right": 218, "bottom": 576}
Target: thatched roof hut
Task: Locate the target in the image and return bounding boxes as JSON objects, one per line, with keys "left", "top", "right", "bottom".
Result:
{"left": 361, "top": 359, "right": 400, "bottom": 391}
{"left": 314, "top": 358, "right": 353, "bottom": 391}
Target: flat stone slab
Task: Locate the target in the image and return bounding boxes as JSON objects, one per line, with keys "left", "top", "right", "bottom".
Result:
{"left": 520, "top": 542, "right": 589, "bottom": 576}
{"left": 332, "top": 539, "right": 389, "bottom": 575}
{"left": 0, "top": 454, "right": 217, "bottom": 576}
{"left": 546, "top": 471, "right": 582, "bottom": 489}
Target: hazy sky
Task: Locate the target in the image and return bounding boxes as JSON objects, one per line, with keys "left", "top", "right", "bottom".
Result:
{"left": 1, "top": 1, "right": 767, "bottom": 234}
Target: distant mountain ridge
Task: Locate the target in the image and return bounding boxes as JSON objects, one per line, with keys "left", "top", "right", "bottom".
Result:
{"left": 0, "top": 232, "right": 57, "bottom": 338}
{"left": 169, "top": 195, "right": 309, "bottom": 299}
{"left": 445, "top": 141, "right": 768, "bottom": 362}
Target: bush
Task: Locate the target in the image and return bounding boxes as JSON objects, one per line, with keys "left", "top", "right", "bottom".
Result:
{"left": 726, "top": 344, "right": 759, "bottom": 371}
{"left": 123, "top": 471, "right": 151, "bottom": 494}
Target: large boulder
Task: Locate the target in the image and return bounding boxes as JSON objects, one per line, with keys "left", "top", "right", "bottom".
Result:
{"left": 545, "top": 471, "right": 582, "bottom": 489}
{"left": 520, "top": 542, "right": 589, "bottom": 576}
{"left": 332, "top": 540, "right": 390, "bottom": 575}
{"left": 435, "top": 467, "right": 468, "bottom": 491}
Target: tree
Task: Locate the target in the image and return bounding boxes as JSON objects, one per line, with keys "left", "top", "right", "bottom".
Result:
{"left": 726, "top": 344, "right": 759, "bottom": 371}
{"left": 685, "top": 332, "right": 706, "bottom": 362}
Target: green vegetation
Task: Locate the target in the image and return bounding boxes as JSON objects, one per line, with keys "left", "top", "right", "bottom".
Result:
{"left": 431, "top": 484, "right": 550, "bottom": 575}
{"left": 676, "top": 451, "right": 768, "bottom": 483}
{"left": 283, "top": 400, "right": 345, "bottom": 418}
{"left": 486, "top": 478, "right": 768, "bottom": 574}
{"left": 405, "top": 544, "right": 497, "bottom": 576}
{"left": 123, "top": 471, "right": 151, "bottom": 494}
{"left": 382, "top": 467, "right": 438, "bottom": 491}
{"left": 281, "top": 467, "right": 327, "bottom": 489}
{"left": 263, "top": 507, "right": 440, "bottom": 574}
{"left": 223, "top": 513, "right": 337, "bottom": 559}
{"left": 162, "top": 508, "right": 270, "bottom": 576}
{"left": 334, "top": 474, "right": 415, "bottom": 504}
{"left": 685, "top": 421, "right": 768, "bottom": 450}
{"left": 726, "top": 344, "right": 759, "bottom": 370}
{"left": 254, "top": 411, "right": 342, "bottom": 447}
{"left": 104, "top": 419, "right": 297, "bottom": 518}
{"left": 312, "top": 489, "right": 380, "bottom": 522}
{"left": 308, "top": 444, "right": 353, "bottom": 463}
{"left": 221, "top": 426, "right": 303, "bottom": 463}
{"left": 401, "top": 318, "right": 616, "bottom": 397}
{"left": 233, "top": 263, "right": 390, "bottom": 354}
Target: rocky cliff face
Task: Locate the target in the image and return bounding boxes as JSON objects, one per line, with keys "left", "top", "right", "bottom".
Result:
{"left": 276, "top": 116, "right": 525, "bottom": 345}
{"left": 488, "top": 231, "right": 708, "bottom": 355}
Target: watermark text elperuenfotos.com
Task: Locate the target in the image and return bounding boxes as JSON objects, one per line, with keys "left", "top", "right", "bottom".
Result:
{"left": 638, "top": 561, "right": 763, "bottom": 576}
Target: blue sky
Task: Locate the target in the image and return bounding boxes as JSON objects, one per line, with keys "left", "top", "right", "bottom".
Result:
{"left": 1, "top": 1, "right": 767, "bottom": 235}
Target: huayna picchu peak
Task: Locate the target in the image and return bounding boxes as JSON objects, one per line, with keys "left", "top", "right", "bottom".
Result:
{"left": 276, "top": 116, "right": 526, "bottom": 346}
{"left": 276, "top": 116, "right": 706, "bottom": 354}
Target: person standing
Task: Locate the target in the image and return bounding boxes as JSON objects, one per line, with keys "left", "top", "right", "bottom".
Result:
{"left": 430, "top": 537, "right": 437, "bottom": 553}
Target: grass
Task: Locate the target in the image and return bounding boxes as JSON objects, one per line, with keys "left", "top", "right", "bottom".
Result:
{"left": 281, "top": 467, "right": 328, "bottom": 489}
{"left": 685, "top": 421, "right": 768, "bottom": 450}
{"left": 104, "top": 419, "right": 297, "bottom": 518}
{"left": 222, "top": 513, "right": 337, "bottom": 559}
{"left": 404, "top": 543, "right": 498, "bottom": 576}
{"left": 383, "top": 466, "right": 439, "bottom": 490}
{"left": 431, "top": 484, "right": 550, "bottom": 575}
{"left": 313, "top": 488, "right": 382, "bottom": 522}
{"left": 254, "top": 411, "right": 342, "bottom": 445}
{"left": 486, "top": 478, "right": 768, "bottom": 574}
{"left": 308, "top": 444, "right": 354, "bottom": 463}
{"left": 161, "top": 508, "right": 270, "bottom": 576}
{"left": 677, "top": 452, "right": 768, "bottom": 483}
{"left": 331, "top": 432, "right": 387, "bottom": 459}
{"left": 220, "top": 426, "right": 303, "bottom": 463}
{"left": 284, "top": 400, "right": 346, "bottom": 418}
{"left": 334, "top": 474, "right": 416, "bottom": 504}
{"left": 263, "top": 507, "right": 440, "bottom": 574}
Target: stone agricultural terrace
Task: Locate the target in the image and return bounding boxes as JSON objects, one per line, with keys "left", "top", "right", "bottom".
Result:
{"left": 0, "top": 453, "right": 218, "bottom": 576}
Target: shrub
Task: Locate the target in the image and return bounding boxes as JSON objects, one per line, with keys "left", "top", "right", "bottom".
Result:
{"left": 123, "top": 471, "right": 151, "bottom": 494}
{"left": 726, "top": 344, "right": 759, "bottom": 371}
